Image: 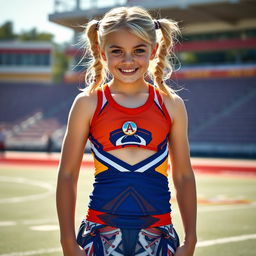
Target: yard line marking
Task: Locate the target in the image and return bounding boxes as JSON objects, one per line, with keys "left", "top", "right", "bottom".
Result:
{"left": 0, "top": 219, "right": 57, "bottom": 227}
{"left": 0, "top": 218, "right": 80, "bottom": 227}
{"left": 29, "top": 225, "right": 59, "bottom": 231}
{"left": 0, "top": 176, "right": 55, "bottom": 203}
{"left": 0, "top": 247, "right": 62, "bottom": 256}
{"left": 22, "top": 218, "right": 57, "bottom": 225}
{"left": 197, "top": 233, "right": 256, "bottom": 247}
{"left": 0, "top": 221, "right": 16, "bottom": 227}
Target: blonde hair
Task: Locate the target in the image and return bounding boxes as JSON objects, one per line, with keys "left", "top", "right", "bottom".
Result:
{"left": 81, "top": 6, "right": 180, "bottom": 97}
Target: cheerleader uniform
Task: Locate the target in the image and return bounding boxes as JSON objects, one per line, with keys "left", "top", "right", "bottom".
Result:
{"left": 76, "top": 84, "right": 180, "bottom": 255}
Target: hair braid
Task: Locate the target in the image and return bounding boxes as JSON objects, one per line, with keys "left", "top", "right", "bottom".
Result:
{"left": 153, "top": 19, "right": 180, "bottom": 97}
{"left": 79, "top": 7, "right": 181, "bottom": 96}
{"left": 84, "top": 20, "right": 104, "bottom": 92}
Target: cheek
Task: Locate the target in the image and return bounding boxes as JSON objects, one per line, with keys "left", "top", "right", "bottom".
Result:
{"left": 106, "top": 55, "right": 120, "bottom": 66}
{"left": 137, "top": 55, "right": 151, "bottom": 65}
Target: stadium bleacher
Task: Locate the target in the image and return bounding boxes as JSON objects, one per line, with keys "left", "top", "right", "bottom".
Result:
{"left": 0, "top": 77, "right": 255, "bottom": 157}
{"left": 176, "top": 77, "right": 256, "bottom": 158}
{"left": 0, "top": 82, "right": 78, "bottom": 151}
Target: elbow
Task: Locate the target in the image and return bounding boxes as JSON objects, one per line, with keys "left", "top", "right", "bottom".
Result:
{"left": 173, "top": 166, "right": 195, "bottom": 181}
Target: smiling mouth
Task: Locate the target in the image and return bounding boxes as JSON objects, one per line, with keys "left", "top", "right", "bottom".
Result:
{"left": 118, "top": 68, "right": 139, "bottom": 75}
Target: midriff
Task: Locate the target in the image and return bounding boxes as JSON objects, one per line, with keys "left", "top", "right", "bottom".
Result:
{"left": 107, "top": 147, "right": 157, "bottom": 165}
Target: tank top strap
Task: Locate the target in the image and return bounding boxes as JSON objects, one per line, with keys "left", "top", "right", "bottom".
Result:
{"left": 153, "top": 86, "right": 163, "bottom": 106}
{"left": 90, "top": 86, "right": 108, "bottom": 127}
{"left": 153, "top": 86, "right": 173, "bottom": 126}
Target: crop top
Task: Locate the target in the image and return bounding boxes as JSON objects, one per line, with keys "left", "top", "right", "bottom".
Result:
{"left": 89, "top": 83, "right": 172, "bottom": 152}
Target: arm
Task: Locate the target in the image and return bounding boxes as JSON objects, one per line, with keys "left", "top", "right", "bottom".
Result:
{"left": 56, "top": 92, "right": 95, "bottom": 255}
{"left": 167, "top": 95, "right": 197, "bottom": 255}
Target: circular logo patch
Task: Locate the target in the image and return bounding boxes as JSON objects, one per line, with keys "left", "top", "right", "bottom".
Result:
{"left": 122, "top": 121, "right": 137, "bottom": 135}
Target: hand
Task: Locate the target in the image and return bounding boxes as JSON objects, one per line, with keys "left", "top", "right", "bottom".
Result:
{"left": 174, "top": 244, "right": 195, "bottom": 256}
{"left": 74, "top": 244, "right": 85, "bottom": 256}
{"left": 62, "top": 243, "right": 85, "bottom": 256}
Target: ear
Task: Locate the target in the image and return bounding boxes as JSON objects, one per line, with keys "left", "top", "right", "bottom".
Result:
{"left": 150, "top": 43, "right": 159, "bottom": 60}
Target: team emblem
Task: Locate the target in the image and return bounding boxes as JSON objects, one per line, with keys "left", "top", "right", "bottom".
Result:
{"left": 122, "top": 121, "right": 137, "bottom": 135}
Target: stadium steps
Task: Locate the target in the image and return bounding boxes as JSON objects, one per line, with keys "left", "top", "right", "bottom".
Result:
{"left": 7, "top": 118, "right": 62, "bottom": 150}
{"left": 1, "top": 78, "right": 256, "bottom": 156}
{"left": 190, "top": 86, "right": 256, "bottom": 144}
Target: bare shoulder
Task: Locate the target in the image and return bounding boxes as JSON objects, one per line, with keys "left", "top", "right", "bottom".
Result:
{"left": 73, "top": 87, "right": 97, "bottom": 109}
{"left": 68, "top": 87, "right": 98, "bottom": 124}
{"left": 74, "top": 87, "right": 97, "bottom": 106}
{"left": 162, "top": 89, "right": 187, "bottom": 124}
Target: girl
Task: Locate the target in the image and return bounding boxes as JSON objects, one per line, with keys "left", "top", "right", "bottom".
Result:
{"left": 56, "top": 6, "right": 197, "bottom": 256}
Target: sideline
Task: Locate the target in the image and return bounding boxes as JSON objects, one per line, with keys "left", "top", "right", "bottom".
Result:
{"left": 1, "top": 152, "right": 256, "bottom": 175}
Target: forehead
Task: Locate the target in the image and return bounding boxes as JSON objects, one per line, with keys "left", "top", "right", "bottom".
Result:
{"left": 103, "top": 29, "right": 150, "bottom": 48}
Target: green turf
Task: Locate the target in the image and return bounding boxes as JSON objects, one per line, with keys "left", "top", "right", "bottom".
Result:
{"left": 0, "top": 165, "right": 255, "bottom": 255}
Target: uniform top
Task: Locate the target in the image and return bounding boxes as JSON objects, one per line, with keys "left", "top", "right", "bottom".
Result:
{"left": 89, "top": 83, "right": 172, "bottom": 152}
{"left": 87, "top": 84, "right": 174, "bottom": 226}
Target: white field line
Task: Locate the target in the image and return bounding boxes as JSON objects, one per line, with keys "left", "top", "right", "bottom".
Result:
{"left": 0, "top": 248, "right": 61, "bottom": 256}
{"left": 1, "top": 234, "right": 256, "bottom": 255}
{"left": 0, "top": 176, "right": 55, "bottom": 204}
{"left": 0, "top": 221, "right": 16, "bottom": 227}
{"left": 197, "top": 233, "right": 256, "bottom": 247}
{"left": 22, "top": 218, "right": 58, "bottom": 225}
{"left": 0, "top": 219, "right": 58, "bottom": 227}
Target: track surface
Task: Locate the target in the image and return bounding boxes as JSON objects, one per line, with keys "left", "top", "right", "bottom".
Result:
{"left": 0, "top": 151, "right": 255, "bottom": 176}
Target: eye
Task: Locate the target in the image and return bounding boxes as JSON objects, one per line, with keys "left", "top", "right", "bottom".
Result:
{"left": 111, "top": 49, "right": 122, "bottom": 55}
{"left": 134, "top": 48, "right": 146, "bottom": 54}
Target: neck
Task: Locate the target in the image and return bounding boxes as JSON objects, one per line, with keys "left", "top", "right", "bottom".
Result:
{"left": 108, "top": 78, "right": 149, "bottom": 95}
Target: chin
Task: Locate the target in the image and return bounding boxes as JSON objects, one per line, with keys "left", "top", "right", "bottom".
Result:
{"left": 115, "top": 73, "right": 143, "bottom": 84}
{"left": 118, "top": 77, "right": 141, "bottom": 84}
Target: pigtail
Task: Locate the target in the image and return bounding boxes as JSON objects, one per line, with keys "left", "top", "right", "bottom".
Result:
{"left": 153, "top": 19, "right": 180, "bottom": 97}
{"left": 84, "top": 20, "right": 104, "bottom": 92}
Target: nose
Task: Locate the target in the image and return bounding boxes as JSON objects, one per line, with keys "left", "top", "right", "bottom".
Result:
{"left": 122, "top": 53, "right": 134, "bottom": 63}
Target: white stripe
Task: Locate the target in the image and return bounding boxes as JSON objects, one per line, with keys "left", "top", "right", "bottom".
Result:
{"left": 168, "top": 244, "right": 175, "bottom": 254}
{"left": 91, "top": 143, "right": 168, "bottom": 173}
{"left": 102, "top": 88, "right": 107, "bottom": 109}
{"left": 91, "top": 143, "right": 130, "bottom": 172}
{"left": 197, "top": 234, "right": 256, "bottom": 247}
{"left": 153, "top": 88, "right": 161, "bottom": 108}
{"left": 134, "top": 146, "right": 168, "bottom": 173}
{"left": 115, "top": 135, "right": 146, "bottom": 146}
{"left": 0, "top": 221, "right": 16, "bottom": 227}
{"left": 0, "top": 248, "right": 61, "bottom": 256}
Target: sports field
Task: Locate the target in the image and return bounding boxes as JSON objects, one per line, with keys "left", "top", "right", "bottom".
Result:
{"left": 0, "top": 157, "right": 256, "bottom": 256}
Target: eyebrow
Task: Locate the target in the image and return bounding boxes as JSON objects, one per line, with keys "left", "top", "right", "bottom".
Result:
{"left": 109, "top": 44, "right": 148, "bottom": 49}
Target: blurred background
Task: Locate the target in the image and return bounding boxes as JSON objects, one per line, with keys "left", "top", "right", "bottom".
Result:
{"left": 0, "top": 0, "right": 256, "bottom": 158}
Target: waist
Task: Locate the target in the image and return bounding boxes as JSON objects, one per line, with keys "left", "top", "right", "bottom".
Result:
{"left": 86, "top": 208, "right": 172, "bottom": 229}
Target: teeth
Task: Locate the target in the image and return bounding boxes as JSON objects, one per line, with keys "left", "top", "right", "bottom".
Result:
{"left": 121, "top": 69, "right": 136, "bottom": 73}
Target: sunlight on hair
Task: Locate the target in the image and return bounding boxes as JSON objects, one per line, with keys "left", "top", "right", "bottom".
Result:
{"left": 80, "top": 6, "right": 181, "bottom": 98}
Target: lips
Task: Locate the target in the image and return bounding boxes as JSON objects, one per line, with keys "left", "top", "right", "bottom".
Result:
{"left": 118, "top": 68, "right": 139, "bottom": 75}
